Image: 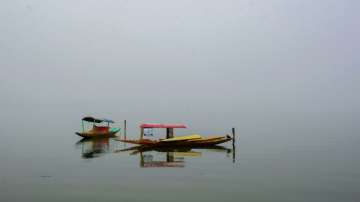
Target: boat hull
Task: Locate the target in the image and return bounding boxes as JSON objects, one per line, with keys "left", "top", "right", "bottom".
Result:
{"left": 75, "top": 128, "right": 120, "bottom": 138}
{"left": 118, "top": 135, "right": 232, "bottom": 147}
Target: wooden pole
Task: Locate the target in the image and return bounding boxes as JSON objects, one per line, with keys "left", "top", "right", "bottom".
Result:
{"left": 166, "top": 128, "right": 174, "bottom": 139}
{"left": 124, "top": 120, "right": 127, "bottom": 140}
{"left": 140, "top": 127, "right": 144, "bottom": 140}
{"left": 82, "top": 120, "right": 84, "bottom": 132}
{"left": 232, "top": 128, "right": 235, "bottom": 144}
{"left": 232, "top": 128, "right": 236, "bottom": 163}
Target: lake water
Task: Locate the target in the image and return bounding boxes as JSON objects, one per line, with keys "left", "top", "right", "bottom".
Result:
{"left": 1, "top": 1, "right": 360, "bottom": 201}
{"left": 1, "top": 109, "right": 359, "bottom": 202}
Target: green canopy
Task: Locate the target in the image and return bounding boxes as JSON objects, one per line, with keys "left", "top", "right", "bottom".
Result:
{"left": 82, "top": 116, "right": 102, "bottom": 123}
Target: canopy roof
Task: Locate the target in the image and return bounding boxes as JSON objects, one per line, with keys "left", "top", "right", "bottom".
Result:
{"left": 82, "top": 116, "right": 115, "bottom": 123}
{"left": 102, "top": 118, "right": 115, "bottom": 123}
{"left": 140, "top": 123, "right": 187, "bottom": 129}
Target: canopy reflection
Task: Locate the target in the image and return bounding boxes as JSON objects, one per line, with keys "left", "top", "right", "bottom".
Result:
{"left": 116, "top": 145, "right": 235, "bottom": 168}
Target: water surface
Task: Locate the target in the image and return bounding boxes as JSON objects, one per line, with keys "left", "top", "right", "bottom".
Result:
{"left": 1, "top": 0, "right": 359, "bottom": 201}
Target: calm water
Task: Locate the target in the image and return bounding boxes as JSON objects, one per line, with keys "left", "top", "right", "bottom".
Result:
{"left": 1, "top": 111, "right": 359, "bottom": 202}
{"left": 1, "top": 0, "right": 360, "bottom": 201}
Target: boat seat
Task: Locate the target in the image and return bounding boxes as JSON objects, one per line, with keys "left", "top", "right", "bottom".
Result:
{"left": 94, "top": 126, "right": 109, "bottom": 132}
{"left": 110, "top": 127, "right": 120, "bottom": 133}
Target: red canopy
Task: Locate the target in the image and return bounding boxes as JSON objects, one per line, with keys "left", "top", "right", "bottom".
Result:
{"left": 140, "top": 123, "right": 187, "bottom": 129}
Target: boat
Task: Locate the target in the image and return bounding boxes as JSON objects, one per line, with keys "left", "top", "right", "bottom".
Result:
{"left": 119, "top": 135, "right": 232, "bottom": 147}
{"left": 160, "top": 134, "right": 201, "bottom": 142}
{"left": 116, "top": 123, "right": 232, "bottom": 147}
{"left": 75, "top": 116, "right": 120, "bottom": 138}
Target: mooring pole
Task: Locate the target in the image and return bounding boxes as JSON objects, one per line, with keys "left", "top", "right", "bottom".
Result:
{"left": 232, "top": 127, "right": 236, "bottom": 163}
{"left": 232, "top": 128, "right": 235, "bottom": 144}
{"left": 124, "top": 120, "right": 127, "bottom": 140}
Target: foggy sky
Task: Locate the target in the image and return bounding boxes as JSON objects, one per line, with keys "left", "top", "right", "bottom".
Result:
{"left": 0, "top": 0, "right": 359, "bottom": 131}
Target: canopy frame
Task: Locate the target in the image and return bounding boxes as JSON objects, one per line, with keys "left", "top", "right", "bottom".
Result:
{"left": 139, "top": 123, "right": 187, "bottom": 139}
{"left": 81, "top": 116, "right": 115, "bottom": 132}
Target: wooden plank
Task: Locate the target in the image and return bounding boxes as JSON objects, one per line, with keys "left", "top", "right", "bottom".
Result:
{"left": 160, "top": 134, "right": 201, "bottom": 142}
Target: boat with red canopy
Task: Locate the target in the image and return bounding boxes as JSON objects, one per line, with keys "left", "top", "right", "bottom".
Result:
{"left": 139, "top": 123, "right": 187, "bottom": 139}
{"left": 118, "top": 123, "right": 232, "bottom": 147}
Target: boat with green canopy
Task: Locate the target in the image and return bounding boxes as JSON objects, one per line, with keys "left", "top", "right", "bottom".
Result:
{"left": 75, "top": 116, "right": 120, "bottom": 138}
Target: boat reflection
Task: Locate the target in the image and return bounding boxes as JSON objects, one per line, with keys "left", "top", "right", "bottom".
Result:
{"left": 75, "top": 138, "right": 237, "bottom": 166}
{"left": 75, "top": 137, "right": 112, "bottom": 159}
{"left": 118, "top": 145, "right": 234, "bottom": 168}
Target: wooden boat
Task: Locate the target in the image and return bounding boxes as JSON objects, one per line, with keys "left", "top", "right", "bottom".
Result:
{"left": 75, "top": 116, "right": 120, "bottom": 138}
{"left": 118, "top": 135, "right": 232, "bottom": 147}
{"left": 117, "top": 145, "right": 232, "bottom": 154}
{"left": 115, "top": 123, "right": 233, "bottom": 147}
{"left": 160, "top": 134, "right": 201, "bottom": 142}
